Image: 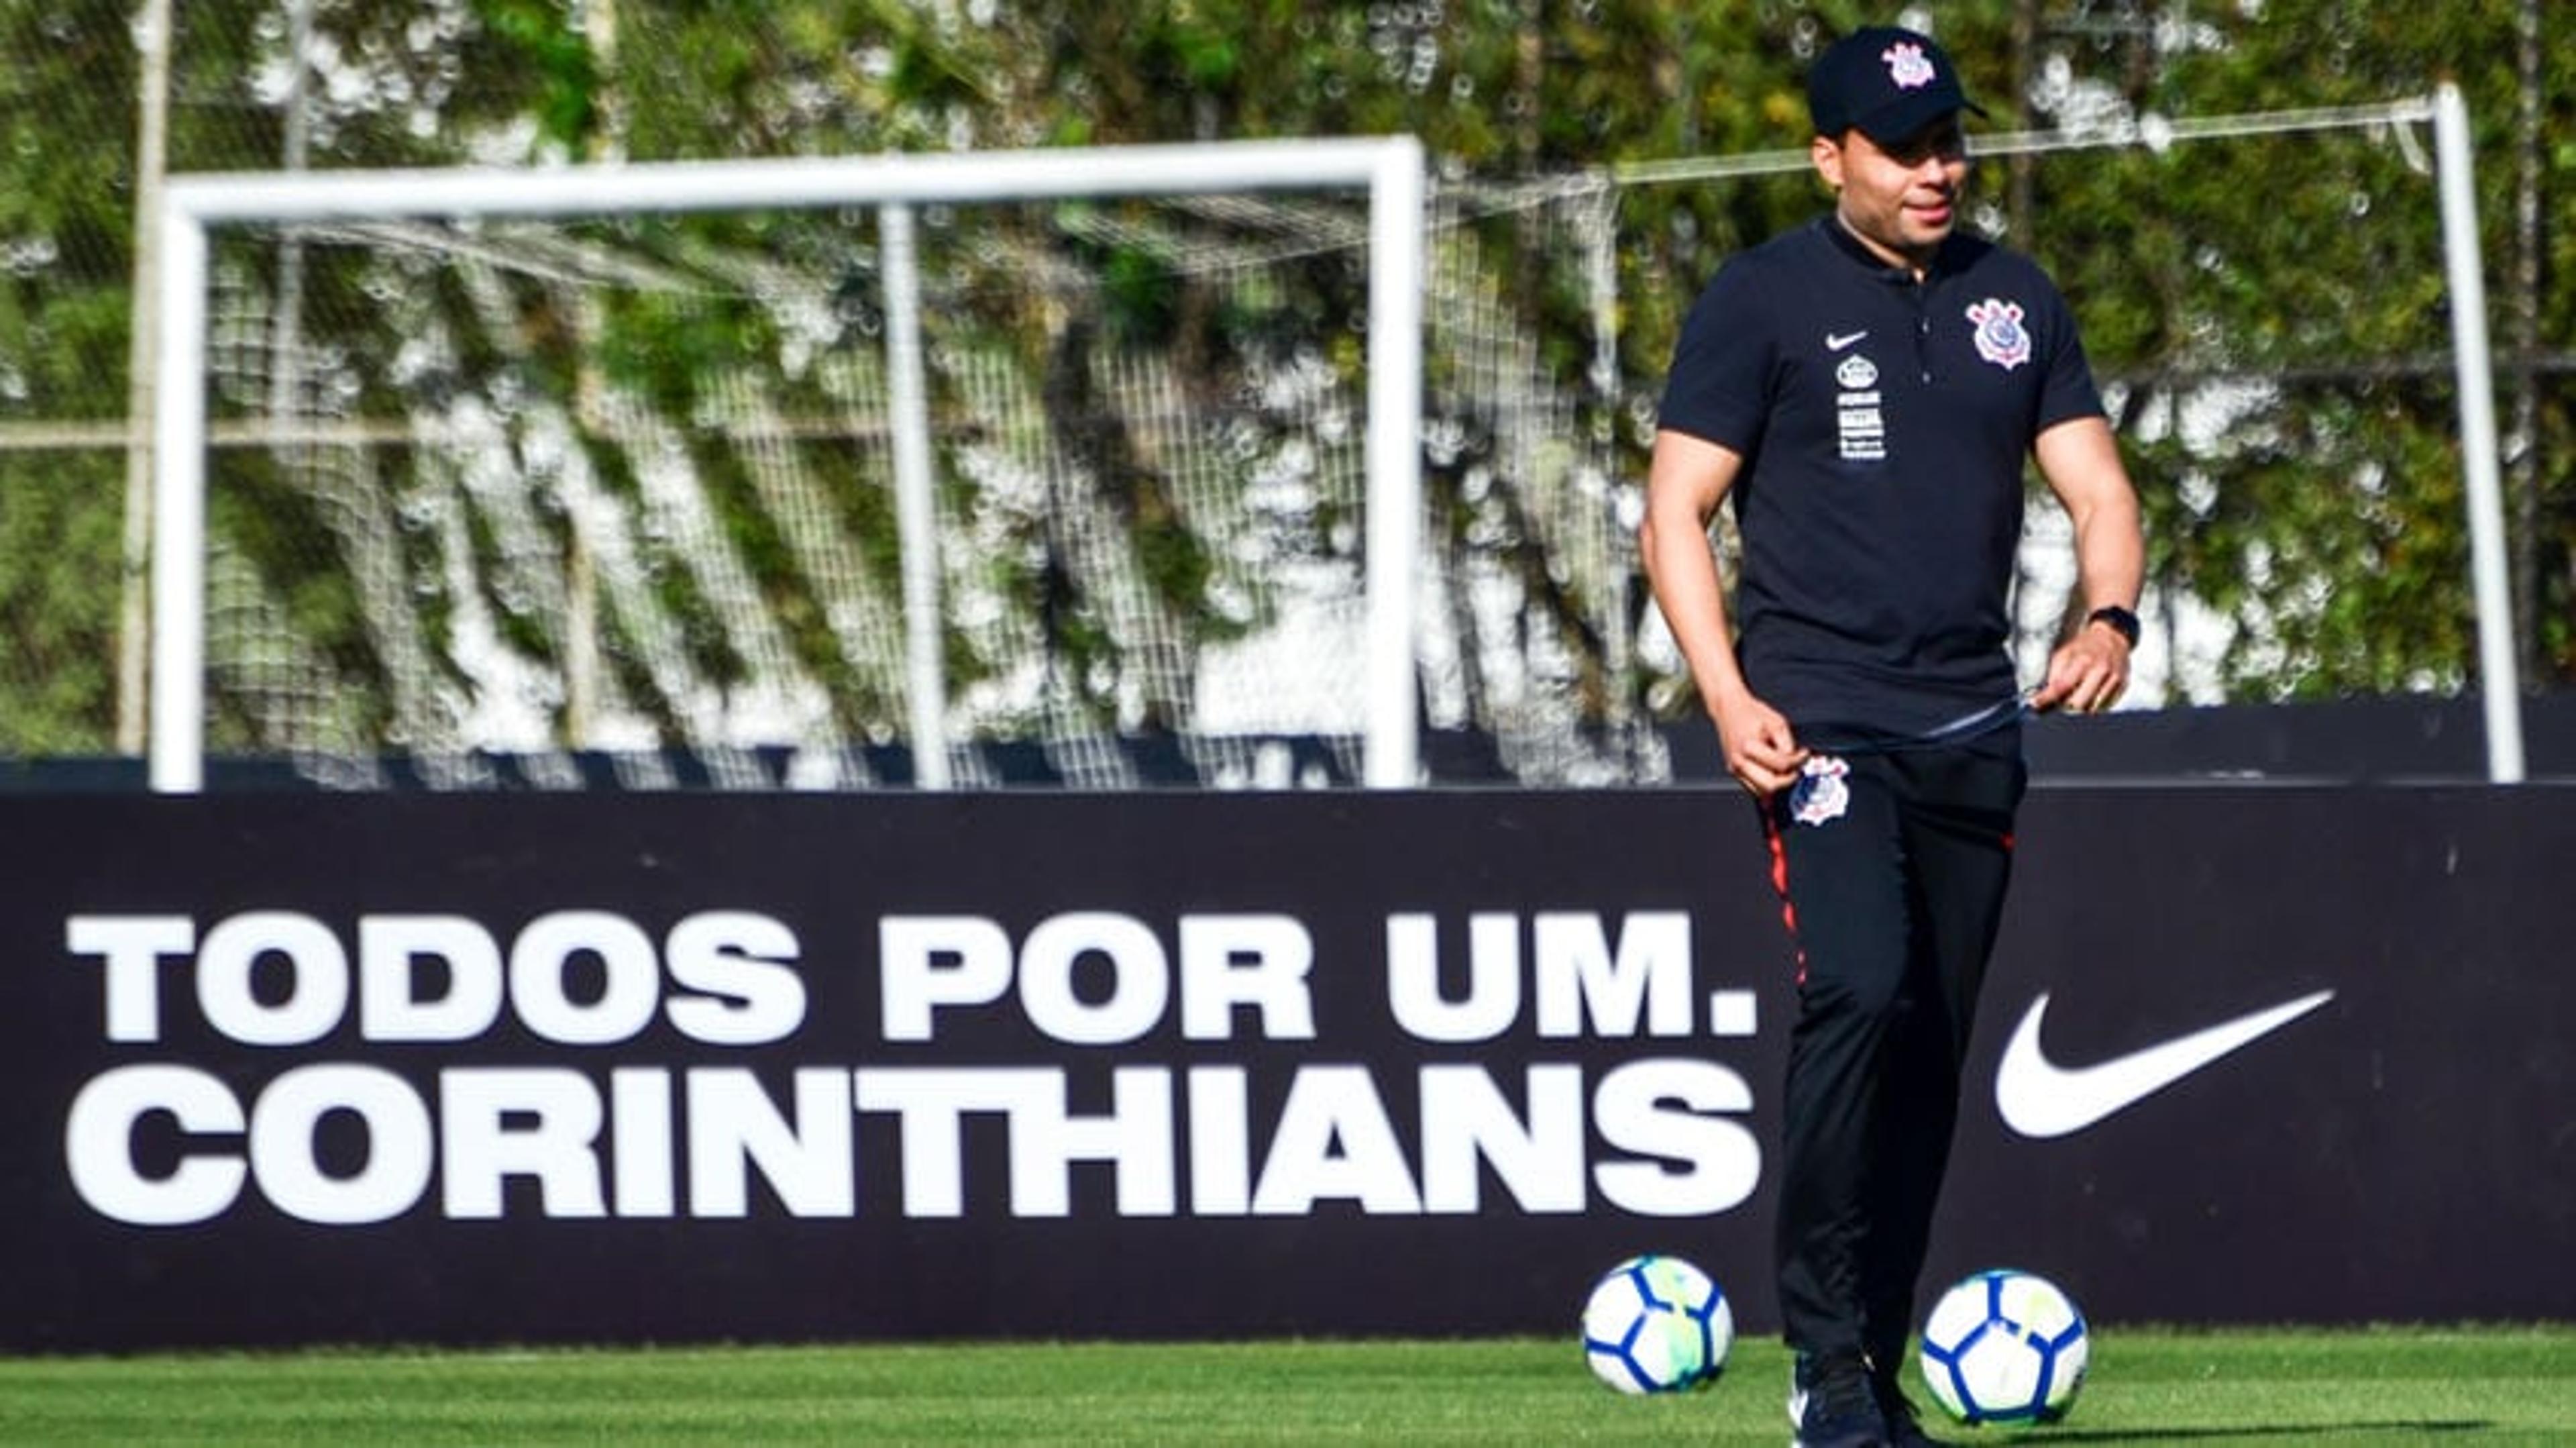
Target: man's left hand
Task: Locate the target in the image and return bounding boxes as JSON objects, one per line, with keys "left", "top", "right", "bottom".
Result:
{"left": 2032, "top": 622, "right": 2131, "bottom": 715}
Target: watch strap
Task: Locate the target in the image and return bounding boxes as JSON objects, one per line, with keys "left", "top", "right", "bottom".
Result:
{"left": 2086, "top": 604, "right": 2141, "bottom": 647}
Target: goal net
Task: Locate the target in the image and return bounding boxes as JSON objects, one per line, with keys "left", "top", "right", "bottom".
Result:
{"left": 150, "top": 141, "right": 1436, "bottom": 790}
{"left": 148, "top": 101, "right": 2513, "bottom": 791}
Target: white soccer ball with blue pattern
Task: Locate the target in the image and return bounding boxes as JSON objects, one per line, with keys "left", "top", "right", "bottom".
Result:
{"left": 1579, "top": 1253, "right": 1733, "bottom": 1394}
{"left": 1917, "top": 1268, "right": 2090, "bottom": 1425}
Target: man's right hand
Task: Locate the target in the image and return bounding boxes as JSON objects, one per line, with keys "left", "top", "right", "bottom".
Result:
{"left": 1713, "top": 692, "right": 1809, "bottom": 799}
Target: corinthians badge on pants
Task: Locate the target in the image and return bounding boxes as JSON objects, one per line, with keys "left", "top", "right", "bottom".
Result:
{"left": 1788, "top": 755, "right": 1851, "bottom": 826}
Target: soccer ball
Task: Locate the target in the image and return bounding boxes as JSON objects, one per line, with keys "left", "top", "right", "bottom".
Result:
{"left": 1917, "top": 1268, "right": 2090, "bottom": 1425}
{"left": 1579, "top": 1253, "right": 1733, "bottom": 1394}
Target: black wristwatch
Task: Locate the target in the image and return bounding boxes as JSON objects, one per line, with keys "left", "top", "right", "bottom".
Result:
{"left": 2086, "top": 604, "right": 2141, "bottom": 648}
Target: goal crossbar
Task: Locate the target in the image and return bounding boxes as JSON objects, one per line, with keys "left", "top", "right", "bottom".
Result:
{"left": 149, "top": 137, "right": 1428, "bottom": 790}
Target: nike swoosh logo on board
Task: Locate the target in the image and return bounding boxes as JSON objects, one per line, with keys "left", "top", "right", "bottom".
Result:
{"left": 1825, "top": 330, "right": 1870, "bottom": 351}
{"left": 1994, "top": 988, "right": 2336, "bottom": 1139}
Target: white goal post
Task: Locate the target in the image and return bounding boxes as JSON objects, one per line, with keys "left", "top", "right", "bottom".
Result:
{"left": 148, "top": 137, "right": 1428, "bottom": 792}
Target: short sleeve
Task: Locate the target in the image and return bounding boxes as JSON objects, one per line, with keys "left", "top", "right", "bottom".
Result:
{"left": 2030, "top": 273, "right": 2106, "bottom": 434}
{"left": 1656, "top": 260, "right": 1776, "bottom": 455}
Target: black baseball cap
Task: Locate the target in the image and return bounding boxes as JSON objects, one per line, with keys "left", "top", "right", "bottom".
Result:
{"left": 1807, "top": 25, "right": 1988, "bottom": 145}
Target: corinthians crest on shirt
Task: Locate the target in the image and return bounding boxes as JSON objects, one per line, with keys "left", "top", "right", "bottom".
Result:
{"left": 1967, "top": 298, "right": 2033, "bottom": 371}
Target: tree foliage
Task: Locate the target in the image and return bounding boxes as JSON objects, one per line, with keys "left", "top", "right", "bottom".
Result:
{"left": 0, "top": 0, "right": 2565, "bottom": 760}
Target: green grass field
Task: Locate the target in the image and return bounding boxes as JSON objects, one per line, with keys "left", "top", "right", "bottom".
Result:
{"left": 1, "top": 1327, "right": 2569, "bottom": 1445}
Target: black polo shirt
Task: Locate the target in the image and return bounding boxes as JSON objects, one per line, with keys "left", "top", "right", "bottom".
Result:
{"left": 1658, "top": 215, "right": 2104, "bottom": 737}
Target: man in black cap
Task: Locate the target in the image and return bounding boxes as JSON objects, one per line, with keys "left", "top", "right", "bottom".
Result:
{"left": 1639, "top": 23, "right": 2144, "bottom": 1448}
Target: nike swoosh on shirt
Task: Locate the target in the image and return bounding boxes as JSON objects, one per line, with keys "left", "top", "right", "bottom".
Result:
{"left": 1825, "top": 330, "right": 1870, "bottom": 351}
{"left": 1994, "top": 988, "right": 2336, "bottom": 1139}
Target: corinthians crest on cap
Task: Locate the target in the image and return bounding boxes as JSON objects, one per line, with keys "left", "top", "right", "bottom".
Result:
{"left": 1882, "top": 41, "right": 1937, "bottom": 91}
{"left": 1809, "top": 25, "right": 1987, "bottom": 145}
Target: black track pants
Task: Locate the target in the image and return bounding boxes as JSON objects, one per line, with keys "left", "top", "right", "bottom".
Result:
{"left": 1760, "top": 743, "right": 2025, "bottom": 1367}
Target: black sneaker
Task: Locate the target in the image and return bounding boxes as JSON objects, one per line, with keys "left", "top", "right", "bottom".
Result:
{"left": 1788, "top": 1350, "right": 1889, "bottom": 1448}
{"left": 1872, "top": 1376, "right": 1943, "bottom": 1448}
